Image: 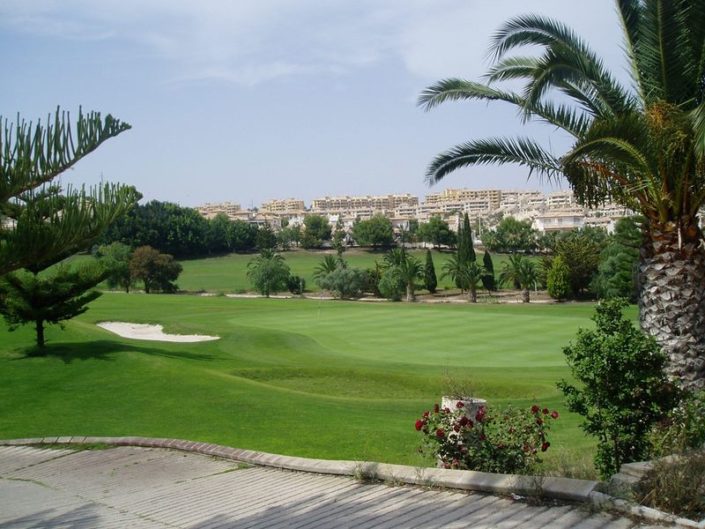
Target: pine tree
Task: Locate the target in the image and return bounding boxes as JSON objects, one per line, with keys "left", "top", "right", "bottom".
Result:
{"left": 424, "top": 249, "right": 437, "bottom": 294}
{"left": 0, "top": 108, "right": 136, "bottom": 276}
{"left": 0, "top": 263, "right": 108, "bottom": 348}
{"left": 456, "top": 213, "right": 476, "bottom": 265}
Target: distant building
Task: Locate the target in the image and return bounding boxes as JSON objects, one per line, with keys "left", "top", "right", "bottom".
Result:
{"left": 196, "top": 202, "right": 241, "bottom": 220}
{"left": 260, "top": 198, "right": 305, "bottom": 214}
{"left": 311, "top": 193, "right": 418, "bottom": 213}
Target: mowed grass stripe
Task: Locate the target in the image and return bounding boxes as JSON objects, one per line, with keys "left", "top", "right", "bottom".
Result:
{"left": 0, "top": 294, "right": 612, "bottom": 470}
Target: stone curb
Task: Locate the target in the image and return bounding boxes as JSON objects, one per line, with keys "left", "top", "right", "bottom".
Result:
{"left": 2, "top": 436, "right": 700, "bottom": 528}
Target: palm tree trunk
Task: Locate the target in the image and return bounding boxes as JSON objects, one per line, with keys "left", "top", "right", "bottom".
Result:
{"left": 639, "top": 222, "right": 705, "bottom": 390}
{"left": 521, "top": 288, "right": 530, "bottom": 303}
{"left": 406, "top": 284, "right": 415, "bottom": 302}
{"left": 468, "top": 286, "right": 477, "bottom": 303}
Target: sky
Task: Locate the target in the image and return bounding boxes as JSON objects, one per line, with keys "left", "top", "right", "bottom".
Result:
{"left": 1, "top": 1, "right": 628, "bottom": 208}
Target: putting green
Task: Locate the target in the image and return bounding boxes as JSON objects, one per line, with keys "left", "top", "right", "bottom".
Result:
{"left": 0, "top": 294, "right": 608, "bottom": 473}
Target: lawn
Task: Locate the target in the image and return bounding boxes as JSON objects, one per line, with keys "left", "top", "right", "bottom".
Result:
{"left": 0, "top": 294, "right": 606, "bottom": 475}
{"left": 177, "top": 248, "right": 528, "bottom": 294}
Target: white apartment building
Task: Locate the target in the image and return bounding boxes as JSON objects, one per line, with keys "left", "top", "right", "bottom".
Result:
{"left": 196, "top": 202, "right": 242, "bottom": 220}
{"left": 260, "top": 198, "right": 306, "bottom": 214}
{"left": 311, "top": 193, "right": 418, "bottom": 213}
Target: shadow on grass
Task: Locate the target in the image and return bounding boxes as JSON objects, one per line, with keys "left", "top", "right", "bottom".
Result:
{"left": 12, "top": 340, "right": 215, "bottom": 364}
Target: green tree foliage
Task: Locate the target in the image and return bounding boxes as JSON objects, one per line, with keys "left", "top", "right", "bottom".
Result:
{"left": 419, "top": 2, "right": 705, "bottom": 386}
{"left": 129, "top": 245, "right": 182, "bottom": 294}
{"left": 593, "top": 217, "right": 641, "bottom": 301}
{"left": 229, "top": 220, "right": 259, "bottom": 252}
{"left": 482, "top": 217, "right": 538, "bottom": 254}
{"left": 313, "top": 255, "right": 343, "bottom": 283}
{"left": 102, "top": 201, "right": 209, "bottom": 258}
{"left": 256, "top": 225, "right": 278, "bottom": 251}
{"left": 246, "top": 250, "right": 290, "bottom": 298}
{"left": 547, "top": 255, "right": 571, "bottom": 301}
{"left": 95, "top": 242, "right": 133, "bottom": 292}
{"left": 424, "top": 249, "right": 438, "bottom": 294}
{"left": 558, "top": 299, "right": 680, "bottom": 478}
{"left": 481, "top": 250, "right": 496, "bottom": 292}
{"left": 352, "top": 214, "right": 394, "bottom": 249}
{"left": 442, "top": 256, "right": 485, "bottom": 302}
{"left": 417, "top": 216, "right": 456, "bottom": 249}
{"left": 555, "top": 231, "right": 602, "bottom": 298}
{"left": 332, "top": 217, "right": 347, "bottom": 255}
{"left": 205, "top": 213, "right": 233, "bottom": 254}
{"left": 0, "top": 263, "right": 107, "bottom": 348}
{"left": 378, "top": 267, "right": 405, "bottom": 301}
{"left": 456, "top": 213, "right": 476, "bottom": 264}
{"left": 383, "top": 248, "right": 424, "bottom": 302}
{"left": 301, "top": 214, "right": 331, "bottom": 249}
{"left": 499, "top": 254, "right": 537, "bottom": 303}
{"left": 0, "top": 108, "right": 136, "bottom": 275}
{"left": 277, "top": 225, "right": 301, "bottom": 250}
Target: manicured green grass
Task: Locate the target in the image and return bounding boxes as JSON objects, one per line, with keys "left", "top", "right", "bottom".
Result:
{"left": 0, "top": 294, "right": 610, "bottom": 473}
{"left": 177, "top": 248, "right": 525, "bottom": 294}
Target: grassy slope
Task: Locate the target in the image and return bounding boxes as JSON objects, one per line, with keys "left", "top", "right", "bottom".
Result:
{"left": 0, "top": 294, "right": 607, "bottom": 470}
{"left": 177, "top": 249, "right": 522, "bottom": 293}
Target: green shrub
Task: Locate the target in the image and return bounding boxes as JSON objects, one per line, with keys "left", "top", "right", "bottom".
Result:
{"left": 558, "top": 299, "right": 680, "bottom": 478}
{"left": 378, "top": 268, "right": 405, "bottom": 301}
{"left": 651, "top": 390, "right": 705, "bottom": 456}
{"left": 316, "top": 267, "right": 366, "bottom": 299}
{"left": 287, "top": 275, "right": 306, "bottom": 295}
{"left": 547, "top": 255, "right": 571, "bottom": 300}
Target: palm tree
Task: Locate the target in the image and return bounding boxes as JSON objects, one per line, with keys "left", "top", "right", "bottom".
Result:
{"left": 441, "top": 256, "right": 485, "bottom": 303}
{"left": 420, "top": 1, "right": 705, "bottom": 388}
{"left": 313, "top": 254, "right": 344, "bottom": 284}
{"left": 247, "top": 250, "right": 290, "bottom": 298}
{"left": 499, "top": 255, "right": 537, "bottom": 303}
{"left": 384, "top": 247, "right": 423, "bottom": 301}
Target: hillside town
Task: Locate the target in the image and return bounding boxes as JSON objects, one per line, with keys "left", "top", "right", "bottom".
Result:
{"left": 196, "top": 188, "right": 632, "bottom": 237}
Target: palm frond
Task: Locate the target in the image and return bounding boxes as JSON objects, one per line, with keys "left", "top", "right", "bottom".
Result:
{"left": 691, "top": 102, "right": 705, "bottom": 158}
{"left": 425, "top": 137, "right": 561, "bottom": 185}
{"left": 638, "top": 0, "right": 697, "bottom": 103}
{"left": 418, "top": 79, "right": 523, "bottom": 110}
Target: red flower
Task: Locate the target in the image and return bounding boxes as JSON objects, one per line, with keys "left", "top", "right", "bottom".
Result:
{"left": 456, "top": 401, "right": 465, "bottom": 408}
{"left": 551, "top": 410, "right": 559, "bottom": 419}
{"left": 453, "top": 424, "right": 460, "bottom": 432}
{"left": 442, "top": 407, "right": 451, "bottom": 414}
{"left": 436, "top": 428, "right": 445, "bottom": 438}
{"left": 541, "top": 442, "right": 550, "bottom": 452}
{"left": 536, "top": 417, "right": 543, "bottom": 425}
{"left": 423, "top": 411, "right": 430, "bottom": 418}
{"left": 433, "top": 404, "right": 440, "bottom": 413}
{"left": 415, "top": 420, "right": 424, "bottom": 431}
{"left": 531, "top": 405, "right": 540, "bottom": 414}
{"left": 542, "top": 408, "right": 549, "bottom": 415}
{"left": 475, "top": 407, "right": 486, "bottom": 422}
{"left": 459, "top": 416, "right": 473, "bottom": 428}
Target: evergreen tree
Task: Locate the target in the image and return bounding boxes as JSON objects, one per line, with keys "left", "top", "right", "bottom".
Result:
{"left": 547, "top": 255, "right": 571, "bottom": 301}
{"left": 0, "top": 108, "right": 136, "bottom": 275}
{"left": 457, "top": 213, "right": 476, "bottom": 265}
{"left": 0, "top": 263, "right": 108, "bottom": 348}
{"left": 424, "top": 249, "right": 437, "bottom": 294}
{"left": 481, "top": 250, "right": 496, "bottom": 292}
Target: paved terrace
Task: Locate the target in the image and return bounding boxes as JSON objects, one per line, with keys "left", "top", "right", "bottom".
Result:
{"left": 0, "top": 441, "right": 679, "bottom": 529}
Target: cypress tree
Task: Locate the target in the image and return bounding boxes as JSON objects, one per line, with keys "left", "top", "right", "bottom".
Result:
{"left": 482, "top": 250, "right": 496, "bottom": 291}
{"left": 457, "top": 213, "right": 476, "bottom": 265}
{"left": 424, "top": 249, "right": 437, "bottom": 294}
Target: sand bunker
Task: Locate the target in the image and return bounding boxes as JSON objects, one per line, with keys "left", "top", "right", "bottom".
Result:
{"left": 97, "top": 322, "right": 219, "bottom": 342}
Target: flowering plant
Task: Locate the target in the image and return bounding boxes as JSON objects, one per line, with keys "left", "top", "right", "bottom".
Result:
{"left": 415, "top": 401, "right": 559, "bottom": 474}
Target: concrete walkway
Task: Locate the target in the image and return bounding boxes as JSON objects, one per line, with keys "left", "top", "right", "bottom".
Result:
{"left": 0, "top": 445, "right": 672, "bottom": 529}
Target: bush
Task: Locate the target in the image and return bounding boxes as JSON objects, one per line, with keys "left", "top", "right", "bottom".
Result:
{"left": 651, "top": 390, "right": 705, "bottom": 456}
{"left": 415, "top": 400, "right": 558, "bottom": 474}
{"left": 558, "top": 299, "right": 680, "bottom": 478}
{"left": 316, "top": 267, "right": 366, "bottom": 299}
{"left": 378, "top": 268, "right": 405, "bottom": 301}
{"left": 547, "top": 255, "right": 571, "bottom": 300}
{"left": 287, "top": 275, "right": 306, "bottom": 295}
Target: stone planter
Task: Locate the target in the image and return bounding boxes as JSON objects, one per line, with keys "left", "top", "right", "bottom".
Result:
{"left": 441, "top": 396, "right": 487, "bottom": 420}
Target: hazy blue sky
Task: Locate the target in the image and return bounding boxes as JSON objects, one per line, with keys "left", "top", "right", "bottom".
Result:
{"left": 1, "top": 1, "right": 626, "bottom": 207}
